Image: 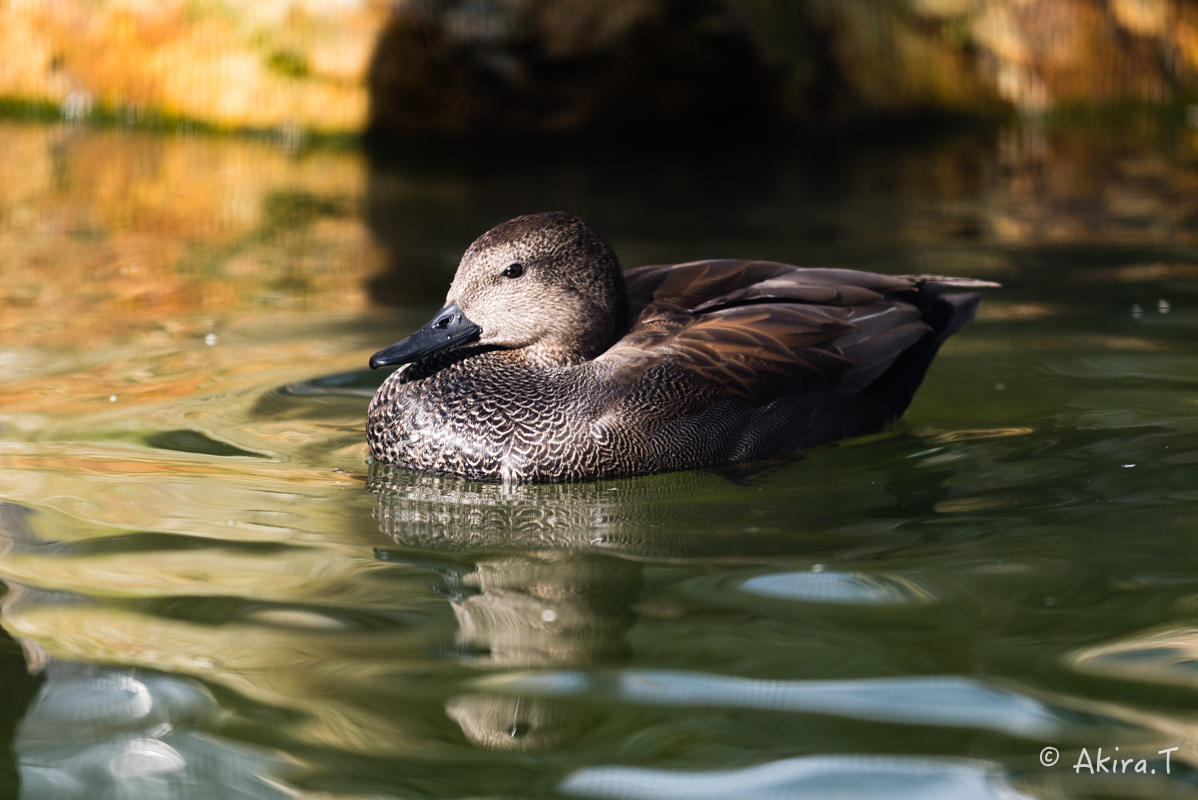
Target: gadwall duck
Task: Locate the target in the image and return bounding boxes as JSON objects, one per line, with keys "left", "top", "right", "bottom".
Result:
{"left": 367, "top": 212, "right": 996, "bottom": 482}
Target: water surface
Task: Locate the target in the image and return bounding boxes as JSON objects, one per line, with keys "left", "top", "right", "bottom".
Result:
{"left": 2, "top": 118, "right": 1198, "bottom": 798}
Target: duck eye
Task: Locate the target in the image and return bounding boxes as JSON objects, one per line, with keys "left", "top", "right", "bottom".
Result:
{"left": 502, "top": 263, "right": 524, "bottom": 279}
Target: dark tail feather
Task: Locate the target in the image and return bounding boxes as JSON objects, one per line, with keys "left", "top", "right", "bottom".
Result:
{"left": 934, "top": 292, "right": 985, "bottom": 345}
{"left": 863, "top": 292, "right": 986, "bottom": 423}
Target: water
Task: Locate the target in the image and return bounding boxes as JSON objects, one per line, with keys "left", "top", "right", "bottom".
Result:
{"left": 2, "top": 116, "right": 1198, "bottom": 799}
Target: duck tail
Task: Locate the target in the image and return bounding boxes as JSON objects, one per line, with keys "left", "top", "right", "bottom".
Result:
{"left": 933, "top": 291, "right": 986, "bottom": 345}
{"left": 862, "top": 289, "right": 989, "bottom": 423}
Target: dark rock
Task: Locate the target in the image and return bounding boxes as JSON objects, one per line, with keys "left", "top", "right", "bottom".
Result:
{"left": 367, "top": 0, "right": 785, "bottom": 137}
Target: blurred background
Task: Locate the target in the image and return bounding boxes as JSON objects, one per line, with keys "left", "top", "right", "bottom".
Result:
{"left": 5, "top": 3, "right": 1198, "bottom": 799}
{"left": 6, "top": 0, "right": 1198, "bottom": 135}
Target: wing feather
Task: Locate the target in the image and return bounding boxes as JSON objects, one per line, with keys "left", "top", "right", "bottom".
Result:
{"left": 602, "top": 302, "right": 856, "bottom": 400}
{"left": 608, "top": 260, "right": 994, "bottom": 405}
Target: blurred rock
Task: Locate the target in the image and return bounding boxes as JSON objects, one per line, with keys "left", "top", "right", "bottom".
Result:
{"left": 3, "top": 0, "right": 1198, "bottom": 135}
{"left": 366, "top": 0, "right": 1198, "bottom": 136}
{"left": 0, "top": 0, "right": 386, "bottom": 134}
{"left": 367, "top": 0, "right": 783, "bottom": 136}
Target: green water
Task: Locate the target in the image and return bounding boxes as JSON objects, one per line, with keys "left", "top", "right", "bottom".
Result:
{"left": 2, "top": 118, "right": 1198, "bottom": 799}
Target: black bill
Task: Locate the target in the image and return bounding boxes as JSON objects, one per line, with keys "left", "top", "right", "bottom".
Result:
{"left": 369, "top": 303, "right": 481, "bottom": 369}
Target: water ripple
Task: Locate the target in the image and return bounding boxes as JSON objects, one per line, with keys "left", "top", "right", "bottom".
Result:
{"left": 1071, "top": 626, "right": 1198, "bottom": 688}
{"left": 559, "top": 755, "right": 1033, "bottom": 800}
{"left": 485, "top": 669, "right": 1064, "bottom": 739}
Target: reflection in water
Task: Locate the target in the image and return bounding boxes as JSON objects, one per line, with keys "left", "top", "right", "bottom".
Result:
{"left": 560, "top": 755, "right": 1035, "bottom": 800}
{"left": 365, "top": 460, "right": 917, "bottom": 560}
{"left": 434, "top": 553, "right": 633, "bottom": 750}
{"left": 0, "top": 123, "right": 383, "bottom": 351}
{"left": 441, "top": 555, "right": 639, "bottom": 669}
{"left": 372, "top": 466, "right": 647, "bottom": 750}
{"left": 0, "top": 518, "right": 41, "bottom": 799}
{"left": 368, "top": 462, "right": 911, "bottom": 749}
{"left": 0, "top": 506, "right": 45, "bottom": 800}
{"left": 404, "top": 548, "right": 636, "bottom": 750}
{"left": 366, "top": 442, "right": 1198, "bottom": 780}
{"left": 739, "top": 569, "right": 934, "bottom": 605}
{"left": 446, "top": 695, "right": 593, "bottom": 753}
{"left": 485, "top": 670, "right": 1067, "bottom": 740}
{"left": 15, "top": 662, "right": 288, "bottom": 800}
{"left": 1072, "top": 627, "right": 1198, "bottom": 690}
{"left": 0, "top": 503, "right": 286, "bottom": 799}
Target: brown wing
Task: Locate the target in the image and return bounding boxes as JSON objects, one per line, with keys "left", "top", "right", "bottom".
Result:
{"left": 602, "top": 302, "right": 858, "bottom": 400}
{"left": 606, "top": 260, "right": 992, "bottom": 404}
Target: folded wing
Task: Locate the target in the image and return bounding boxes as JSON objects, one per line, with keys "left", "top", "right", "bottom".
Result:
{"left": 605, "top": 259, "right": 994, "bottom": 405}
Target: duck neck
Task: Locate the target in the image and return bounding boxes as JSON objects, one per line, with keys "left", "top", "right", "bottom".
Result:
{"left": 506, "top": 275, "right": 629, "bottom": 368}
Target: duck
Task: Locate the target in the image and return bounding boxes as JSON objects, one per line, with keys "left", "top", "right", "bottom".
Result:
{"left": 366, "top": 212, "right": 996, "bottom": 483}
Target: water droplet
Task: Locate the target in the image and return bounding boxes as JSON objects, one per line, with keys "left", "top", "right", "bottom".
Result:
{"left": 1158, "top": 299, "right": 1171, "bottom": 314}
{"left": 108, "top": 395, "right": 117, "bottom": 402}
{"left": 994, "top": 383, "right": 1005, "bottom": 390}
{"left": 811, "top": 564, "right": 825, "bottom": 573}
{"left": 204, "top": 332, "right": 218, "bottom": 346}
{"left": 1131, "top": 304, "right": 1143, "bottom": 317}
{"left": 541, "top": 609, "right": 557, "bottom": 622}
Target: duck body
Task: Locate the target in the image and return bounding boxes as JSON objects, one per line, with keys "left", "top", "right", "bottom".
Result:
{"left": 367, "top": 214, "right": 995, "bottom": 482}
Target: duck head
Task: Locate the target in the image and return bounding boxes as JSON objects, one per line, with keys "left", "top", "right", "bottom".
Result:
{"left": 370, "top": 212, "right": 629, "bottom": 369}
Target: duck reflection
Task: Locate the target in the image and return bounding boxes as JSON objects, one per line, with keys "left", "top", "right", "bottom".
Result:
{"left": 440, "top": 555, "right": 639, "bottom": 668}
{"left": 445, "top": 694, "right": 593, "bottom": 753}
{"left": 441, "top": 554, "right": 641, "bottom": 751}
{"left": 367, "top": 459, "right": 928, "bottom": 752}
{"left": 367, "top": 458, "right": 845, "bottom": 558}
{"left": 371, "top": 465, "right": 658, "bottom": 751}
